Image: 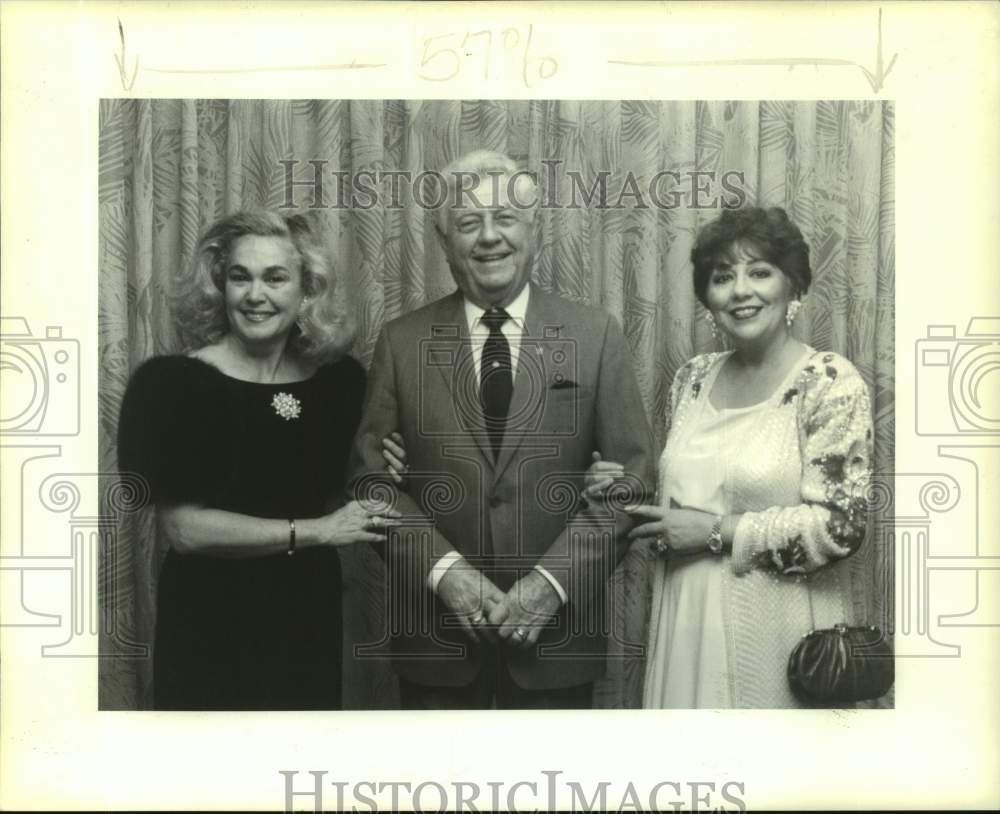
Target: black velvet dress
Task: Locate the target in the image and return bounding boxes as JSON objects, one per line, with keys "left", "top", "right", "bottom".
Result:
{"left": 117, "top": 354, "right": 366, "bottom": 710}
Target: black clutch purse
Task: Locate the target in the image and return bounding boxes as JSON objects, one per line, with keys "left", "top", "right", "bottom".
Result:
{"left": 787, "top": 623, "right": 894, "bottom": 706}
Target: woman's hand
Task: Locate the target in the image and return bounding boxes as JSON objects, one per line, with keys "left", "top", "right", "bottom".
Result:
{"left": 306, "top": 500, "right": 401, "bottom": 547}
{"left": 626, "top": 504, "right": 718, "bottom": 556}
{"left": 382, "top": 432, "right": 408, "bottom": 484}
{"left": 583, "top": 451, "right": 625, "bottom": 500}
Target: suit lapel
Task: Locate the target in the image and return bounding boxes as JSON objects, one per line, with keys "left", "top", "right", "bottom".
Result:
{"left": 429, "top": 291, "right": 494, "bottom": 467}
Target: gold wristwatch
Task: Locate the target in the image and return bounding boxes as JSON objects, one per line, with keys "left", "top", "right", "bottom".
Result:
{"left": 707, "top": 516, "right": 724, "bottom": 555}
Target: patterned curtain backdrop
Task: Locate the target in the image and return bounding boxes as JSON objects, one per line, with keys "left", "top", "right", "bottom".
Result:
{"left": 98, "top": 99, "right": 894, "bottom": 710}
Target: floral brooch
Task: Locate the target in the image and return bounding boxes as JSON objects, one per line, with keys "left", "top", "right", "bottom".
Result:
{"left": 271, "top": 392, "right": 302, "bottom": 421}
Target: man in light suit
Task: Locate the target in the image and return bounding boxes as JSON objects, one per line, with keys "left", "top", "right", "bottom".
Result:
{"left": 349, "top": 150, "right": 654, "bottom": 709}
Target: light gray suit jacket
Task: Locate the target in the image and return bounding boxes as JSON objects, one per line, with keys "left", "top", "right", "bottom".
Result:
{"left": 348, "top": 285, "right": 654, "bottom": 689}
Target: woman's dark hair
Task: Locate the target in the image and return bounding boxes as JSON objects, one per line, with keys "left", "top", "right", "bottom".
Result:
{"left": 691, "top": 207, "right": 811, "bottom": 307}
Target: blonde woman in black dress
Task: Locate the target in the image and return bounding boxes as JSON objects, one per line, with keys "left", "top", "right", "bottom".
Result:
{"left": 118, "top": 210, "right": 397, "bottom": 710}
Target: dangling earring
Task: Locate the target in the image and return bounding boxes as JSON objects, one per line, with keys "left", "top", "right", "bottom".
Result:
{"left": 704, "top": 310, "right": 721, "bottom": 341}
{"left": 786, "top": 299, "right": 802, "bottom": 327}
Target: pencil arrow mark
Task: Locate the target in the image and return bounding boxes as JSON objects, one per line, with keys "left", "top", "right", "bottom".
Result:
{"left": 113, "top": 19, "right": 139, "bottom": 92}
{"left": 609, "top": 7, "right": 898, "bottom": 95}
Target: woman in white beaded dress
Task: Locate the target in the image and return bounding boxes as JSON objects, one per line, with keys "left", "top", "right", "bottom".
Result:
{"left": 588, "top": 207, "right": 873, "bottom": 708}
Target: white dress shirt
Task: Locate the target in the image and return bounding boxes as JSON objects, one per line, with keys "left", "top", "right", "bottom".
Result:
{"left": 426, "top": 285, "right": 568, "bottom": 606}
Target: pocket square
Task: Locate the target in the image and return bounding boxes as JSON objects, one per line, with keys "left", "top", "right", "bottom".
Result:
{"left": 550, "top": 379, "right": 579, "bottom": 390}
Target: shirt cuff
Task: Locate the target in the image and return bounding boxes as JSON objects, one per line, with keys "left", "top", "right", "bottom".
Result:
{"left": 427, "top": 556, "right": 568, "bottom": 605}
{"left": 534, "top": 565, "right": 568, "bottom": 605}
{"left": 427, "top": 550, "right": 465, "bottom": 593}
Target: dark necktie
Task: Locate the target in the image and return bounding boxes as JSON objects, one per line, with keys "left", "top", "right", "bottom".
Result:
{"left": 480, "top": 307, "right": 513, "bottom": 459}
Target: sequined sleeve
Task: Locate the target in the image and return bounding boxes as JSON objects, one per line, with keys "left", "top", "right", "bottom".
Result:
{"left": 662, "top": 353, "right": 720, "bottom": 436}
{"left": 731, "top": 353, "right": 873, "bottom": 576}
{"left": 663, "top": 359, "right": 694, "bottom": 438}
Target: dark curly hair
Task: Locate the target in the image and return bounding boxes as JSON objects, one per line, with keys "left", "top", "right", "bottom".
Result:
{"left": 691, "top": 207, "right": 811, "bottom": 308}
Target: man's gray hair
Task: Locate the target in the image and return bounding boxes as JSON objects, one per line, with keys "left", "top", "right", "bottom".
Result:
{"left": 435, "top": 149, "right": 539, "bottom": 231}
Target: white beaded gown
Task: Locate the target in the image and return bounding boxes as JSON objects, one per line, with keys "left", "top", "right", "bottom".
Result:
{"left": 642, "top": 348, "right": 874, "bottom": 709}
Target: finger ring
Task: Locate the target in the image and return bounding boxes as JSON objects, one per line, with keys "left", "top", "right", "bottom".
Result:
{"left": 470, "top": 612, "right": 485, "bottom": 625}
{"left": 513, "top": 628, "right": 527, "bottom": 641}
